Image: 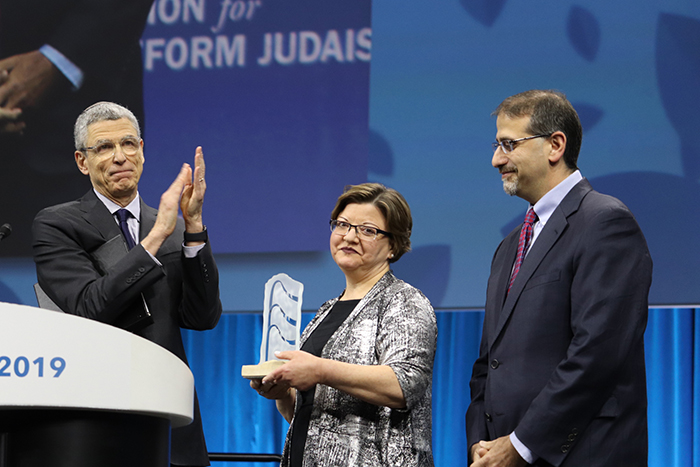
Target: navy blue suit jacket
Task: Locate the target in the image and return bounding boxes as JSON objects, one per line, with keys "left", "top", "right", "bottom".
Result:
{"left": 466, "top": 179, "right": 652, "bottom": 467}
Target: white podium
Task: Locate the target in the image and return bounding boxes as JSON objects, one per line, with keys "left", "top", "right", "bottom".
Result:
{"left": 0, "top": 302, "right": 195, "bottom": 467}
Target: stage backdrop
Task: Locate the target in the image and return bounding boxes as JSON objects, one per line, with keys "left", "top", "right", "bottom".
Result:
{"left": 135, "top": 0, "right": 700, "bottom": 311}
{"left": 139, "top": 0, "right": 372, "bottom": 253}
{"left": 364, "top": 0, "right": 700, "bottom": 308}
{"left": 0, "top": 0, "right": 696, "bottom": 310}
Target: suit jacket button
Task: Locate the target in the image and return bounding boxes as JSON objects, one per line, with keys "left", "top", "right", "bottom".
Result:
{"left": 485, "top": 413, "right": 492, "bottom": 422}
{"left": 490, "top": 359, "right": 499, "bottom": 369}
{"left": 138, "top": 267, "right": 145, "bottom": 272}
{"left": 561, "top": 444, "right": 570, "bottom": 453}
{"left": 568, "top": 433, "right": 576, "bottom": 441}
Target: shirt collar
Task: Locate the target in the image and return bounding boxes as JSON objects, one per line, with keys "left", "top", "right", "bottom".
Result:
{"left": 94, "top": 189, "right": 141, "bottom": 221}
{"left": 532, "top": 170, "right": 582, "bottom": 226}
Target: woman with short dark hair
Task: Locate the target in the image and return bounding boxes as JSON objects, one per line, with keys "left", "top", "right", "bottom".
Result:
{"left": 251, "top": 182, "right": 437, "bottom": 467}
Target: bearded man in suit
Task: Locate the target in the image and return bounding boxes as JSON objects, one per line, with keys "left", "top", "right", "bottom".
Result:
{"left": 32, "top": 101, "right": 222, "bottom": 467}
{"left": 466, "top": 90, "right": 652, "bottom": 467}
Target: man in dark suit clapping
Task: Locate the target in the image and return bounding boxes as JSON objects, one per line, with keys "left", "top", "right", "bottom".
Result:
{"left": 32, "top": 101, "right": 222, "bottom": 466}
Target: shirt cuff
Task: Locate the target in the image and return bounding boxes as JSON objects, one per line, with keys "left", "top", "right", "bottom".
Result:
{"left": 510, "top": 431, "right": 536, "bottom": 464}
{"left": 39, "top": 44, "right": 84, "bottom": 90}
{"left": 144, "top": 248, "right": 163, "bottom": 267}
{"left": 183, "top": 243, "right": 205, "bottom": 258}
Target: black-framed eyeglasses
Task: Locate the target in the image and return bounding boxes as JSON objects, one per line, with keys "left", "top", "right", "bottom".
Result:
{"left": 81, "top": 136, "right": 142, "bottom": 157}
{"left": 330, "top": 219, "right": 392, "bottom": 240}
{"left": 492, "top": 134, "right": 551, "bottom": 154}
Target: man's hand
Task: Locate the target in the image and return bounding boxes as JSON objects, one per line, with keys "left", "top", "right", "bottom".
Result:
{"left": 0, "top": 69, "right": 24, "bottom": 133}
{"left": 471, "top": 442, "right": 485, "bottom": 464}
{"left": 0, "top": 51, "right": 63, "bottom": 133}
{"left": 140, "top": 163, "right": 191, "bottom": 255}
{"left": 140, "top": 147, "right": 208, "bottom": 254}
{"left": 180, "top": 146, "right": 206, "bottom": 236}
{"left": 0, "top": 106, "right": 25, "bottom": 134}
{"left": 471, "top": 436, "right": 527, "bottom": 467}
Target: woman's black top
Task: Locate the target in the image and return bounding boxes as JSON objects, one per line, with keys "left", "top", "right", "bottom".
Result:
{"left": 289, "top": 299, "right": 359, "bottom": 467}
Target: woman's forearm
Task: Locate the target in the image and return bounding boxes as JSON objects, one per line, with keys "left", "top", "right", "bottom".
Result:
{"left": 276, "top": 388, "right": 297, "bottom": 423}
{"left": 318, "top": 360, "right": 405, "bottom": 409}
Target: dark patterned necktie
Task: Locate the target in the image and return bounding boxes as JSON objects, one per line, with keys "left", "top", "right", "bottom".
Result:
{"left": 115, "top": 209, "right": 136, "bottom": 250}
{"left": 508, "top": 207, "right": 537, "bottom": 293}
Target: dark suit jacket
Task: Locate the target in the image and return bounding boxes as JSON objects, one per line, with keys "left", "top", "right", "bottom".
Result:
{"left": 0, "top": 0, "right": 154, "bottom": 256}
{"left": 32, "top": 190, "right": 223, "bottom": 466}
{"left": 466, "top": 179, "right": 652, "bottom": 467}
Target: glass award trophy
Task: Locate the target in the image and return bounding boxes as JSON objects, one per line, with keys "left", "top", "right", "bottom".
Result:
{"left": 241, "top": 273, "right": 303, "bottom": 379}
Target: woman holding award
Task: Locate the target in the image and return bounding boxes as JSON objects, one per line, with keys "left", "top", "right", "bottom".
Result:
{"left": 250, "top": 183, "right": 437, "bottom": 467}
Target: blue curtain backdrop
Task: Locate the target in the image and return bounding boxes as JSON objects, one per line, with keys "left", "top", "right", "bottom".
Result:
{"left": 183, "top": 307, "right": 700, "bottom": 467}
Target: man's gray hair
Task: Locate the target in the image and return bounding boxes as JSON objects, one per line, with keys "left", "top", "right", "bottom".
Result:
{"left": 74, "top": 102, "right": 141, "bottom": 151}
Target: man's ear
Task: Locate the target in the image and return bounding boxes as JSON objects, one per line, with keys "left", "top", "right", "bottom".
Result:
{"left": 548, "top": 131, "right": 567, "bottom": 164}
{"left": 75, "top": 151, "right": 89, "bottom": 175}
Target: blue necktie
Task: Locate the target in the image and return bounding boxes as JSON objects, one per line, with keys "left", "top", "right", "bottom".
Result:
{"left": 115, "top": 209, "right": 136, "bottom": 250}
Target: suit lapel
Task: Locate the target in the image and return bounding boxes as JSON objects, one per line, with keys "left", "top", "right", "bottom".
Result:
{"left": 489, "top": 179, "right": 593, "bottom": 350}
{"left": 139, "top": 199, "right": 157, "bottom": 242}
{"left": 495, "top": 230, "right": 519, "bottom": 305}
{"left": 79, "top": 190, "right": 123, "bottom": 242}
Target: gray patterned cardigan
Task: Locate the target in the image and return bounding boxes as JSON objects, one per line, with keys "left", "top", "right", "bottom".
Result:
{"left": 281, "top": 271, "right": 437, "bottom": 467}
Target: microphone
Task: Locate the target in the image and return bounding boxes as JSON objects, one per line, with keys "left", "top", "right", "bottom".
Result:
{"left": 0, "top": 223, "right": 12, "bottom": 241}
